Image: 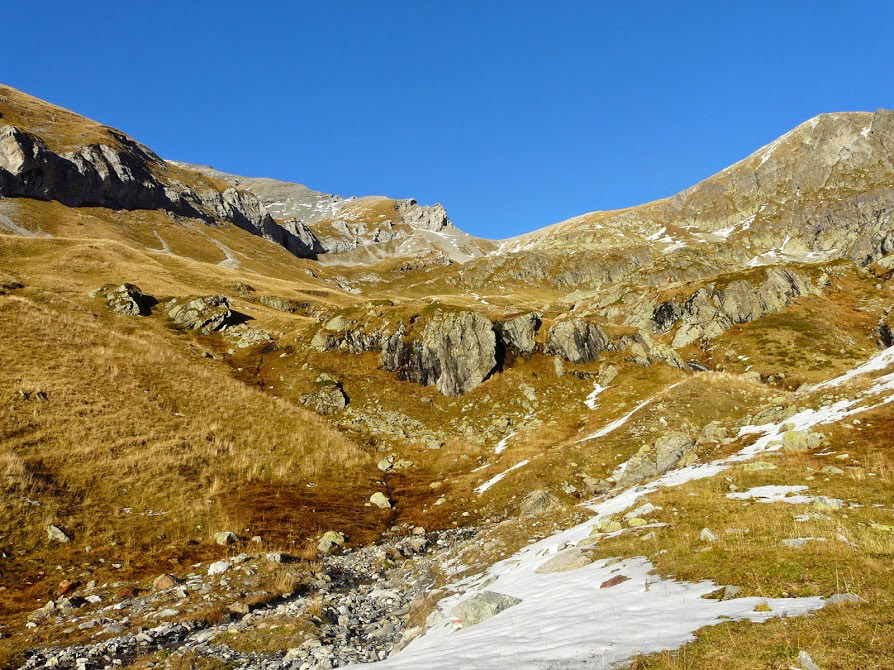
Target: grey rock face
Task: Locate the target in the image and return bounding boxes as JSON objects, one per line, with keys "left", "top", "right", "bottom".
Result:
{"left": 166, "top": 296, "right": 234, "bottom": 333}
{"left": 496, "top": 312, "right": 541, "bottom": 354}
{"left": 382, "top": 310, "right": 497, "bottom": 396}
{"left": 631, "top": 268, "right": 818, "bottom": 347}
{"left": 545, "top": 317, "right": 610, "bottom": 363}
{"left": 0, "top": 125, "right": 319, "bottom": 257}
{"left": 89, "top": 283, "right": 155, "bottom": 316}
{"left": 395, "top": 199, "right": 453, "bottom": 232}
{"left": 448, "top": 591, "right": 521, "bottom": 629}
{"left": 535, "top": 548, "right": 594, "bottom": 574}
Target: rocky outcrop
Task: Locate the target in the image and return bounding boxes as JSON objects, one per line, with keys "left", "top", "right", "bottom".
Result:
{"left": 395, "top": 199, "right": 453, "bottom": 232}
{"left": 89, "top": 283, "right": 155, "bottom": 316}
{"left": 618, "top": 331, "right": 686, "bottom": 369}
{"left": 615, "top": 432, "right": 696, "bottom": 486}
{"left": 545, "top": 317, "right": 610, "bottom": 363}
{"left": 0, "top": 125, "right": 319, "bottom": 257}
{"left": 300, "top": 375, "right": 349, "bottom": 415}
{"left": 166, "top": 296, "right": 235, "bottom": 333}
{"left": 382, "top": 310, "right": 497, "bottom": 396}
{"left": 632, "top": 268, "right": 821, "bottom": 348}
{"left": 496, "top": 312, "right": 541, "bottom": 354}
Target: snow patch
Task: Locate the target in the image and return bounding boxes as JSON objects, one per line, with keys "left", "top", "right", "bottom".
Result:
{"left": 584, "top": 383, "right": 607, "bottom": 410}
{"left": 475, "top": 460, "right": 529, "bottom": 494}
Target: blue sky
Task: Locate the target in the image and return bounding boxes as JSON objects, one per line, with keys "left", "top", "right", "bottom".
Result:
{"left": 4, "top": 2, "right": 893, "bottom": 238}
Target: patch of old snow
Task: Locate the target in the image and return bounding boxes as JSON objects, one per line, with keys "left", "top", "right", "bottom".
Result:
{"left": 578, "top": 382, "right": 683, "bottom": 442}
{"left": 585, "top": 383, "right": 607, "bottom": 410}
{"left": 727, "top": 485, "right": 813, "bottom": 504}
{"left": 813, "top": 346, "right": 894, "bottom": 389}
{"left": 475, "top": 460, "right": 529, "bottom": 494}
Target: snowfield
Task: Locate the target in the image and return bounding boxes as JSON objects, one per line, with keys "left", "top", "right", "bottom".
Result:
{"left": 356, "top": 346, "right": 894, "bottom": 669}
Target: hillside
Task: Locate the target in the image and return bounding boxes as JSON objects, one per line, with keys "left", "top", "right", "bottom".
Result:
{"left": 1, "top": 84, "right": 893, "bottom": 669}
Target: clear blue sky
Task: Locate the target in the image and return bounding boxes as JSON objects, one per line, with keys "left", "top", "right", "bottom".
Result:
{"left": 5, "top": 2, "right": 893, "bottom": 239}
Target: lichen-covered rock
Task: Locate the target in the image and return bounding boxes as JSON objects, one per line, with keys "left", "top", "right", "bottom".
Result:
{"left": 89, "top": 283, "right": 154, "bottom": 316}
{"left": 535, "top": 548, "right": 594, "bottom": 574}
{"left": 259, "top": 295, "right": 311, "bottom": 314}
{"left": 448, "top": 591, "right": 521, "bottom": 629}
{"left": 545, "top": 317, "right": 610, "bottom": 363}
{"left": 519, "top": 489, "right": 563, "bottom": 516}
{"left": 616, "top": 431, "right": 695, "bottom": 486}
{"left": 496, "top": 312, "right": 541, "bottom": 354}
{"left": 317, "top": 530, "right": 346, "bottom": 554}
{"left": 166, "top": 295, "right": 233, "bottom": 333}
{"left": 300, "top": 377, "right": 348, "bottom": 415}
{"left": 222, "top": 324, "right": 275, "bottom": 348}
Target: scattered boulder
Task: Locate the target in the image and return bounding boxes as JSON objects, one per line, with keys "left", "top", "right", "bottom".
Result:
{"left": 369, "top": 492, "right": 392, "bottom": 509}
{"left": 89, "top": 283, "right": 155, "bottom": 316}
{"left": 207, "top": 561, "right": 230, "bottom": 576}
{"left": 318, "top": 530, "right": 346, "bottom": 554}
{"left": 825, "top": 593, "right": 867, "bottom": 606}
{"left": 519, "top": 490, "right": 563, "bottom": 516}
{"left": 382, "top": 309, "right": 497, "bottom": 396}
{"left": 797, "top": 650, "right": 821, "bottom": 670}
{"left": 300, "top": 377, "right": 349, "bottom": 415}
{"left": 448, "top": 591, "right": 521, "bottom": 629}
{"left": 699, "top": 528, "right": 718, "bottom": 543}
{"left": 616, "top": 432, "right": 696, "bottom": 486}
{"left": 223, "top": 323, "right": 275, "bottom": 348}
{"left": 781, "top": 429, "right": 824, "bottom": 452}
{"left": 260, "top": 295, "right": 310, "bottom": 313}
{"left": 535, "top": 548, "right": 594, "bottom": 574}
{"left": 166, "top": 295, "right": 234, "bottom": 333}
{"left": 214, "top": 531, "right": 237, "bottom": 546}
{"left": 47, "top": 524, "right": 70, "bottom": 543}
{"left": 152, "top": 574, "right": 179, "bottom": 590}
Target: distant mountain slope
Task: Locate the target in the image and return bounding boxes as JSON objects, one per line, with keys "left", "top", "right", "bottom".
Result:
{"left": 171, "top": 162, "right": 495, "bottom": 264}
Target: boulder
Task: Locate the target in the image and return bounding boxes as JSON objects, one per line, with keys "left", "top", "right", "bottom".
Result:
{"left": 448, "top": 591, "right": 521, "bottom": 629}
{"left": 382, "top": 309, "right": 497, "bottom": 396}
{"left": 166, "top": 295, "right": 234, "bottom": 333}
{"left": 89, "top": 283, "right": 155, "bottom": 316}
{"left": 47, "top": 524, "right": 70, "bottom": 543}
{"left": 318, "top": 530, "right": 346, "bottom": 554}
{"left": 781, "top": 430, "right": 824, "bottom": 452}
{"left": 519, "top": 489, "right": 564, "bottom": 516}
{"left": 545, "top": 317, "right": 610, "bottom": 363}
{"left": 300, "top": 378, "right": 348, "bottom": 415}
{"left": 214, "top": 531, "right": 237, "bottom": 546}
{"left": 369, "top": 492, "right": 392, "bottom": 509}
{"left": 535, "top": 548, "right": 594, "bottom": 574}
